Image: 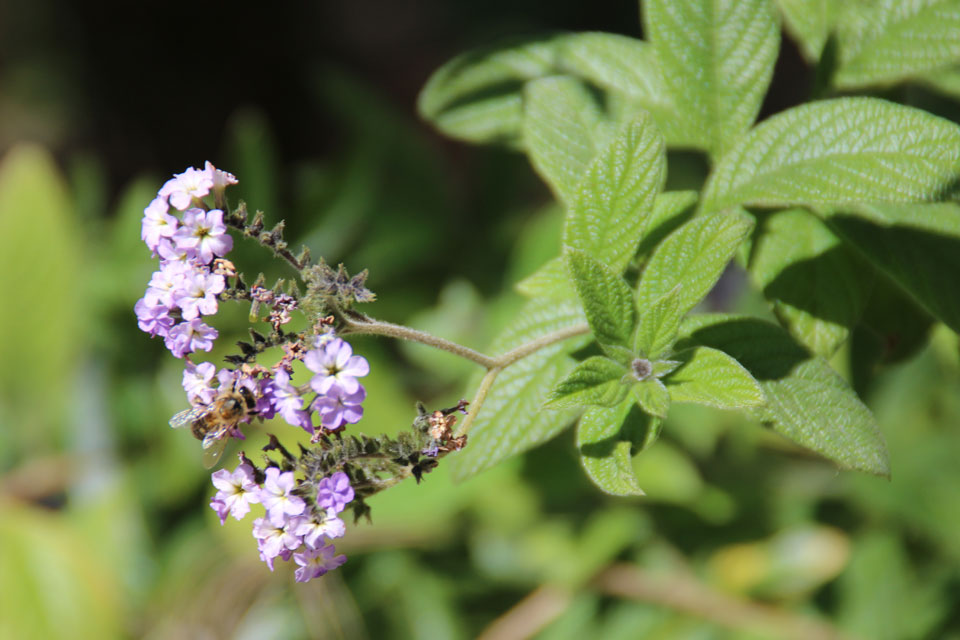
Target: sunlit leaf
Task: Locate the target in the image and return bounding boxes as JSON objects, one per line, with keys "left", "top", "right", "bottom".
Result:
{"left": 637, "top": 209, "right": 754, "bottom": 315}
{"left": 834, "top": 0, "right": 960, "bottom": 89}
{"left": 702, "top": 98, "right": 960, "bottom": 213}
{"left": 577, "top": 402, "right": 647, "bottom": 496}
{"left": 524, "top": 77, "right": 612, "bottom": 206}
{"left": 547, "top": 356, "right": 629, "bottom": 409}
{"left": 679, "top": 315, "right": 889, "bottom": 476}
{"left": 634, "top": 286, "right": 682, "bottom": 360}
{"left": 566, "top": 248, "right": 637, "bottom": 356}
{"left": 663, "top": 346, "right": 765, "bottom": 409}
{"left": 643, "top": 0, "right": 780, "bottom": 157}
{"left": 776, "top": 0, "right": 839, "bottom": 61}
{"left": 564, "top": 115, "right": 666, "bottom": 274}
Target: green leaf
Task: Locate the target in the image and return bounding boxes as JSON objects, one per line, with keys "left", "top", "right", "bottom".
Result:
{"left": 515, "top": 256, "right": 575, "bottom": 299}
{"left": 663, "top": 346, "right": 765, "bottom": 409}
{"left": 0, "top": 145, "right": 82, "bottom": 456}
{"left": 564, "top": 115, "right": 666, "bottom": 274}
{"left": 449, "top": 298, "right": 590, "bottom": 481}
{"left": 644, "top": 0, "right": 780, "bottom": 157}
{"left": 547, "top": 356, "right": 629, "bottom": 409}
{"left": 701, "top": 98, "right": 960, "bottom": 213}
{"left": 917, "top": 65, "right": 960, "bottom": 99}
{"left": 637, "top": 190, "right": 699, "bottom": 259}
{"left": 679, "top": 314, "right": 889, "bottom": 476}
{"left": 820, "top": 202, "right": 960, "bottom": 335}
{"left": 577, "top": 402, "right": 654, "bottom": 496}
{"left": 524, "top": 76, "right": 611, "bottom": 206}
{"left": 556, "top": 32, "right": 693, "bottom": 146}
{"left": 776, "top": 0, "right": 839, "bottom": 62}
{"left": 637, "top": 209, "right": 754, "bottom": 315}
{"left": 634, "top": 286, "right": 683, "bottom": 359}
{"left": 632, "top": 378, "right": 671, "bottom": 419}
{"left": 749, "top": 208, "right": 873, "bottom": 357}
{"left": 834, "top": 0, "right": 960, "bottom": 89}
{"left": 417, "top": 35, "right": 562, "bottom": 147}
{"left": 566, "top": 249, "right": 638, "bottom": 354}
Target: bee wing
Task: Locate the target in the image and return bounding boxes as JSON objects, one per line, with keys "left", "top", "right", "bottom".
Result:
{"left": 169, "top": 405, "right": 208, "bottom": 429}
{"left": 201, "top": 426, "right": 231, "bottom": 469}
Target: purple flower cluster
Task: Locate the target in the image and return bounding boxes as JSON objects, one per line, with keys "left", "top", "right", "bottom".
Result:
{"left": 211, "top": 462, "right": 352, "bottom": 582}
{"left": 135, "top": 163, "right": 237, "bottom": 358}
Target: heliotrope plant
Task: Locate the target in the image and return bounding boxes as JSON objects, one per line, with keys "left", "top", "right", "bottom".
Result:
{"left": 140, "top": 0, "right": 960, "bottom": 584}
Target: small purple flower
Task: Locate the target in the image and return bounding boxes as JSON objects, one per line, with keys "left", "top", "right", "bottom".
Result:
{"left": 293, "top": 544, "right": 346, "bottom": 583}
{"left": 304, "top": 338, "right": 369, "bottom": 395}
{"left": 313, "top": 385, "right": 365, "bottom": 431}
{"left": 135, "top": 291, "right": 173, "bottom": 337}
{"left": 183, "top": 361, "right": 217, "bottom": 404}
{"left": 259, "top": 467, "right": 306, "bottom": 521}
{"left": 253, "top": 516, "right": 304, "bottom": 570}
{"left": 164, "top": 319, "right": 218, "bottom": 358}
{"left": 148, "top": 260, "right": 194, "bottom": 308}
{"left": 206, "top": 161, "right": 238, "bottom": 192}
{"left": 269, "top": 370, "right": 313, "bottom": 433}
{"left": 174, "top": 208, "right": 233, "bottom": 265}
{"left": 209, "top": 463, "right": 261, "bottom": 524}
{"left": 141, "top": 197, "right": 178, "bottom": 252}
{"left": 175, "top": 269, "right": 225, "bottom": 320}
{"left": 159, "top": 167, "right": 214, "bottom": 211}
{"left": 317, "top": 471, "right": 354, "bottom": 514}
{"left": 295, "top": 509, "right": 346, "bottom": 548}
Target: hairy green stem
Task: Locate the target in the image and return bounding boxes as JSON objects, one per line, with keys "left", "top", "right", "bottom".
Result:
{"left": 340, "top": 317, "right": 499, "bottom": 368}
{"left": 456, "top": 368, "right": 501, "bottom": 438}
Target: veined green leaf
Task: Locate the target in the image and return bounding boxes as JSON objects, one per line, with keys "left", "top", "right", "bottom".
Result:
{"left": 644, "top": 0, "right": 780, "bottom": 157}
{"left": 637, "top": 190, "right": 699, "bottom": 258}
{"left": 557, "top": 32, "right": 692, "bottom": 146}
{"left": 547, "top": 356, "right": 629, "bottom": 409}
{"left": 702, "top": 98, "right": 960, "bottom": 213}
{"left": 449, "top": 298, "right": 589, "bottom": 481}
{"left": 564, "top": 115, "right": 666, "bottom": 274}
{"left": 578, "top": 402, "right": 654, "bottom": 496}
{"left": 515, "top": 256, "right": 574, "bottom": 299}
{"left": 566, "top": 248, "right": 637, "bottom": 354}
{"left": 524, "top": 77, "right": 612, "bottom": 206}
{"left": 417, "top": 35, "right": 563, "bottom": 147}
{"left": 820, "top": 202, "right": 960, "bottom": 335}
{"left": 749, "top": 208, "right": 873, "bottom": 357}
{"left": 663, "top": 346, "right": 765, "bottom": 409}
{"left": 776, "top": 0, "right": 839, "bottom": 62}
{"left": 637, "top": 209, "right": 754, "bottom": 315}
{"left": 634, "top": 286, "right": 682, "bottom": 360}
{"left": 679, "top": 314, "right": 889, "bottom": 476}
{"left": 633, "top": 378, "right": 671, "bottom": 419}
{"left": 834, "top": 0, "right": 960, "bottom": 89}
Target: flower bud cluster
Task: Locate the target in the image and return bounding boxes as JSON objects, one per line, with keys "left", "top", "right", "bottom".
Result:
{"left": 135, "top": 163, "right": 237, "bottom": 358}
{"left": 210, "top": 460, "right": 353, "bottom": 582}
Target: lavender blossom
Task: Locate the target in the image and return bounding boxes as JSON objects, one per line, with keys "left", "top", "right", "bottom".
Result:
{"left": 313, "top": 385, "right": 365, "bottom": 431}
{"left": 304, "top": 337, "right": 369, "bottom": 395}
{"left": 183, "top": 361, "right": 217, "bottom": 405}
{"left": 174, "top": 208, "right": 233, "bottom": 265}
{"left": 164, "top": 319, "right": 218, "bottom": 358}
{"left": 293, "top": 544, "right": 346, "bottom": 583}
{"left": 268, "top": 370, "right": 313, "bottom": 433}
{"left": 175, "top": 269, "right": 225, "bottom": 320}
{"left": 134, "top": 292, "right": 173, "bottom": 337}
{"left": 317, "top": 471, "right": 354, "bottom": 513}
{"left": 159, "top": 167, "right": 214, "bottom": 211}
{"left": 210, "top": 463, "right": 262, "bottom": 524}
{"left": 141, "top": 197, "right": 178, "bottom": 252}
{"left": 295, "top": 509, "right": 346, "bottom": 548}
{"left": 259, "top": 467, "right": 306, "bottom": 521}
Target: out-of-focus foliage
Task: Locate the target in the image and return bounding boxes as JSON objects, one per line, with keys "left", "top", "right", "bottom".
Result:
{"left": 4, "top": 2, "right": 960, "bottom": 639}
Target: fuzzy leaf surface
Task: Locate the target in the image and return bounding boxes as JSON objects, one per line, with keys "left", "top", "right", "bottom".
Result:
{"left": 834, "top": 0, "right": 960, "bottom": 89}
{"left": 449, "top": 298, "right": 589, "bottom": 481}
{"left": 663, "top": 346, "right": 765, "bottom": 409}
{"left": 566, "top": 248, "right": 637, "bottom": 353}
{"left": 749, "top": 208, "right": 872, "bottom": 357}
{"left": 702, "top": 98, "right": 960, "bottom": 213}
{"left": 637, "top": 209, "right": 754, "bottom": 315}
{"left": 524, "top": 77, "right": 611, "bottom": 206}
{"left": 776, "top": 0, "right": 839, "bottom": 61}
{"left": 547, "top": 356, "right": 629, "bottom": 409}
{"left": 634, "top": 286, "right": 682, "bottom": 360}
{"left": 821, "top": 202, "right": 960, "bottom": 334}
{"left": 644, "top": 0, "right": 779, "bottom": 157}
{"left": 679, "top": 315, "right": 889, "bottom": 476}
{"left": 632, "top": 379, "right": 671, "bottom": 419}
{"left": 564, "top": 115, "right": 666, "bottom": 274}
{"left": 578, "top": 402, "right": 655, "bottom": 496}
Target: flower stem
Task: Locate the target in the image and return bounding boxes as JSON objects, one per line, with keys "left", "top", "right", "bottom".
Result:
{"left": 339, "top": 317, "right": 499, "bottom": 368}
{"left": 456, "top": 368, "right": 500, "bottom": 438}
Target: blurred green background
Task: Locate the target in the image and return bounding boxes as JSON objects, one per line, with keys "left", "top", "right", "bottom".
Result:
{"left": 2, "top": 1, "right": 960, "bottom": 639}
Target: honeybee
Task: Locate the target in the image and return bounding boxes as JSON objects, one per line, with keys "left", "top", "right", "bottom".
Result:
{"left": 169, "top": 387, "right": 257, "bottom": 468}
